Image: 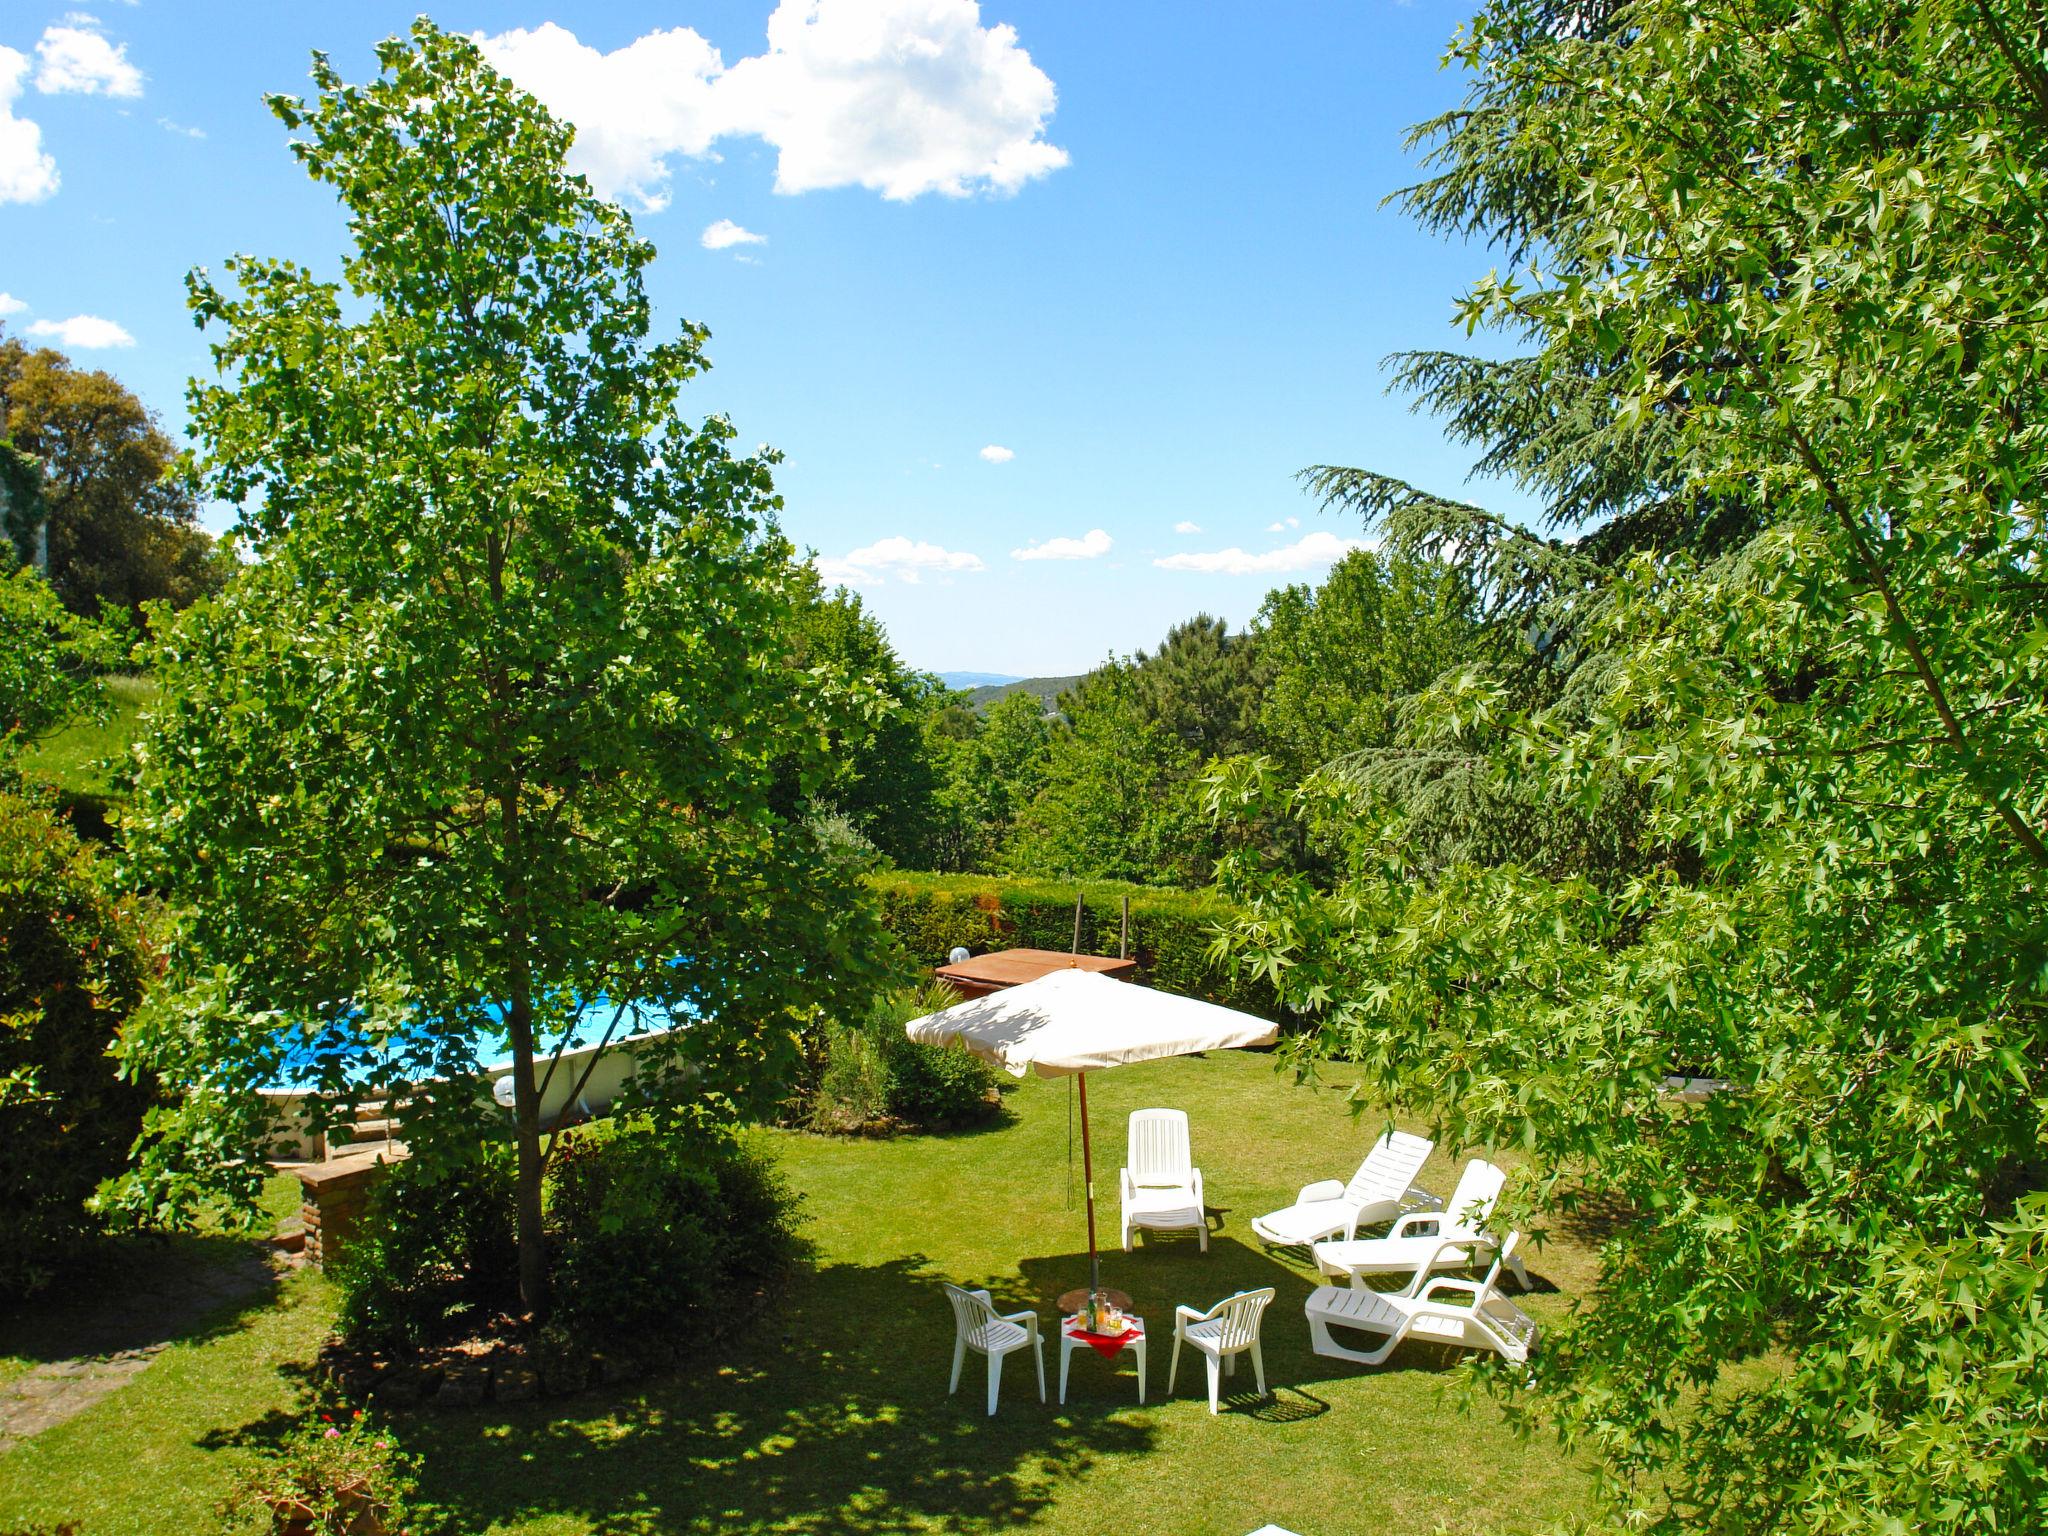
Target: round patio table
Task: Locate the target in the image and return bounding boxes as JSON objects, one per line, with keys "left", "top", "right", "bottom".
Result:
{"left": 1059, "top": 1312, "right": 1147, "bottom": 1405}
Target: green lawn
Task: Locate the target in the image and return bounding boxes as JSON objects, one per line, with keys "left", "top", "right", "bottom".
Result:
{"left": 19, "top": 672, "right": 156, "bottom": 810}
{"left": 0, "top": 1054, "right": 1598, "bottom": 1536}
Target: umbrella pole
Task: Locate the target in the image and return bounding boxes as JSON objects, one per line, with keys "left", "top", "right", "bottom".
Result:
{"left": 1078, "top": 1069, "right": 1101, "bottom": 1300}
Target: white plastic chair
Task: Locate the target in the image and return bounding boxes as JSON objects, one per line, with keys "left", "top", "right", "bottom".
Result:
{"left": 1121, "top": 1108, "right": 1206, "bottom": 1251}
{"left": 1169, "top": 1287, "right": 1275, "bottom": 1413}
{"left": 943, "top": 1283, "right": 1045, "bottom": 1416}
{"left": 1305, "top": 1233, "right": 1538, "bottom": 1366}
{"left": 1311, "top": 1158, "right": 1529, "bottom": 1288}
{"left": 1249, "top": 1130, "right": 1437, "bottom": 1246}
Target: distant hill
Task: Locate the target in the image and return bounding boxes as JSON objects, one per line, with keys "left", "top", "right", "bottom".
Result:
{"left": 963, "top": 675, "right": 1082, "bottom": 711}
{"left": 935, "top": 671, "right": 1022, "bottom": 690}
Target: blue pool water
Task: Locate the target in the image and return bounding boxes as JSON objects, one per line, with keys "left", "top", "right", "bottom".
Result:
{"left": 264, "top": 994, "right": 693, "bottom": 1093}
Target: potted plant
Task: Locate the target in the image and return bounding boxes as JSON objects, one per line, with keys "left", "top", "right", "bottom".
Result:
{"left": 221, "top": 1409, "right": 416, "bottom": 1536}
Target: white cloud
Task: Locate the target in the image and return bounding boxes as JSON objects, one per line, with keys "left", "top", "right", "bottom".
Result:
{"left": 477, "top": 0, "right": 1067, "bottom": 213}
{"left": 1264, "top": 517, "right": 1301, "bottom": 532}
{"left": 1011, "top": 528, "right": 1111, "bottom": 561}
{"left": 26, "top": 314, "right": 134, "bottom": 348}
{"left": 157, "top": 116, "right": 204, "bottom": 139}
{"left": 0, "top": 291, "right": 25, "bottom": 316}
{"left": 719, "top": 0, "right": 1068, "bottom": 200}
{"left": 1153, "top": 530, "right": 1370, "bottom": 576}
{"left": 701, "top": 217, "right": 765, "bottom": 249}
{"left": 978, "top": 444, "right": 1014, "bottom": 464}
{"left": 0, "top": 47, "right": 58, "bottom": 203}
{"left": 815, "top": 534, "right": 986, "bottom": 587}
{"left": 477, "top": 23, "right": 723, "bottom": 213}
{"left": 34, "top": 19, "right": 144, "bottom": 98}
{"left": 1173, "top": 520, "right": 1201, "bottom": 534}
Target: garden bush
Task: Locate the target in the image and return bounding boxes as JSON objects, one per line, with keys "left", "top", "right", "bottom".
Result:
{"left": 0, "top": 783, "right": 152, "bottom": 1298}
{"left": 331, "top": 1147, "right": 518, "bottom": 1351}
{"left": 545, "top": 1120, "right": 801, "bottom": 1350}
{"left": 806, "top": 981, "right": 1002, "bottom": 1133}
{"left": 863, "top": 871, "right": 1282, "bottom": 1020}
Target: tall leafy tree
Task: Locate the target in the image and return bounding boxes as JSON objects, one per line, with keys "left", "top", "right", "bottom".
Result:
{"left": 0, "top": 331, "right": 226, "bottom": 619}
{"left": 117, "top": 24, "right": 889, "bottom": 1314}
{"left": 1252, "top": 549, "right": 1480, "bottom": 780}
{"left": 954, "top": 689, "right": 1052, "bottom": 869}
{"left": 1007, "top": 662, "right": 1203, "bottom": 884}
{"left": 1213, "top": 1, "right": 2048, "bottom": 1530}
{"left": 789, "top": 578, "right": 953, "bottom": 867}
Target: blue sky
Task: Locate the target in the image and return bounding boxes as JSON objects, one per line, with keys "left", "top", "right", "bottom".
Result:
{"left": 1, "top": 2, "right": 1535, "bottom": 676}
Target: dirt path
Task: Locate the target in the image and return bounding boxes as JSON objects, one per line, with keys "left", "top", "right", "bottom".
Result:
{"left": 0, "top": 1247, "right": 281, "bottom": 1454}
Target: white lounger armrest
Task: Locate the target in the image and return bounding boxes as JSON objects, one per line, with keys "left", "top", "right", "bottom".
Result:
{"left": 1414, "top": 1275, "right": 1484, "bottom": 1304}
{"left": 1192, "top": 1167, "right": 1205, "bottom": 1205}
{"left": 1120, "top": 1167, "right": 1136, "bottom": 1201}
{"left": 1387, "top": 1210, "right": 1444, "bottom": 1240}
{"left": 1296, "top": 1178, "right": 1346, "bottom": 1204}
{"left": 1397, "top": 1237, "right": 1488, "bottom": 1297}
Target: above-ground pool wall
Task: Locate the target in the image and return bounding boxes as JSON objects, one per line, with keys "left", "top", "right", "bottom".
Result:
{"left": 260, "top": 1027, "right": 671, "bottom": 1162}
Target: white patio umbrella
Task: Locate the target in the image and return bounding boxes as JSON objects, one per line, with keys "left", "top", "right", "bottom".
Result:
{"left": 905, "top": 966, "right": 1279, "bottom": 1305}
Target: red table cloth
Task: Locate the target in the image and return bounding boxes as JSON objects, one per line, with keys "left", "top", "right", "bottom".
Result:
{"left": 1064, "top": 1317, "right": 1144, "bottom": 1359}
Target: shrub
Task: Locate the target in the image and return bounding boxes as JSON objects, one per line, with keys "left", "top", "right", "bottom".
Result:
{"left": 807, "top": 982, "right": 1002, "bottom": 1133}
{"left": 807, "top": 1016, "right": 892, "bottom": 1131}
{"left": 331, "top": 1147, "right": 518, "bottom": 1351}
{"left": 545, "top": 1120, "right": 801, "bottom": 1350}
{"left": 863, "top": 870, "right": 1283, "bottom": 1020}
{"left": 0, "top": 783, "right": 152, "bottom": 1298}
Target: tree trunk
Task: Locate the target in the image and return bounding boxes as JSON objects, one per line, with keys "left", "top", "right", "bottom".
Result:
{"left": 500, "top": 773, "right": 549, "bottom": 1319}
{"left": 506, "top": 957, "right": 549, "bottom": 1318}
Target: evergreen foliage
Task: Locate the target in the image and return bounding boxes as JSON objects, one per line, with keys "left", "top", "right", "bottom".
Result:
{"left": 1211, "top": 2, "right": 2048, "bottom": 1530}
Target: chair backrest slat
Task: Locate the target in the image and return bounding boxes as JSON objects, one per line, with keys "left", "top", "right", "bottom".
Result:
{"left": 943, "top": 1282, "right": 999, "bottom": 1336}
{"left": 1343, "top": 1130, "right": 1434, "bottom": 1208}
{"left": 1442, "top": 1159, "right": 1507, "bottom": 1238}
{"left": 1209, "top": 1287, "right": 1275, "bottom": 1350}
{"left": 1128, "top": 1108, "right": 1192, "bottom": 1187}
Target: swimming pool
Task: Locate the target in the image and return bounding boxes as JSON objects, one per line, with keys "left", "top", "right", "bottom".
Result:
{"left": 260, "top": 993, "right": 694, "bottom": 1158}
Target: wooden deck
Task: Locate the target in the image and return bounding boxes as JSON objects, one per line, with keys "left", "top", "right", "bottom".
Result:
{"left": 933, "top": 946, "right": 1138, "bottom": 998}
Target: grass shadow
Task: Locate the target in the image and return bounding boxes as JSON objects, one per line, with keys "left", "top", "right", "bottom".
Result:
{"left": 1010, "top": 1228, "right": 1563, "bottom": 1395}
{"left": 0, "top": 1233, "right": 281, "bottom": 1370}
{"left": 387, "top": 1253, "right": 1156, "bottom": 1536}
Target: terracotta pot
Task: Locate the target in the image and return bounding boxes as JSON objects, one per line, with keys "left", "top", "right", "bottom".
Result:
{"left": 264, "top": 1494, "right": 317, "bottom": 1536}
{"left": 334, "top": 1479, "right": 390, "bottom": 1536}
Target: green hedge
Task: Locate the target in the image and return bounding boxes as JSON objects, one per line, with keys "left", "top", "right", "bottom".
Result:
{"left": 863, "top": 872, "right": 1282, "bottom": 1022}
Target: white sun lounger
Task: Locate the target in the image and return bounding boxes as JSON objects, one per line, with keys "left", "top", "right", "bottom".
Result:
{"left": 1310, "top": 1158, "right": 1528, "bottom": 1288}
{"left": 1305, "top": 1233, "right": 1538, "bottom": 1366}
{"left": 1249, "top": 1130, "right": 1437, "bottom": 1246}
